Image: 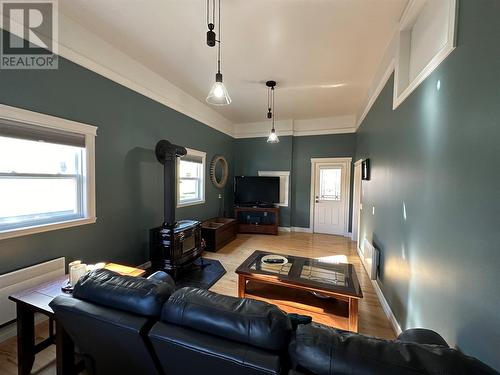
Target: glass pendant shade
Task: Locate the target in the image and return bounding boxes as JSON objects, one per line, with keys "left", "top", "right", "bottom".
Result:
{"left": 267, "top": 128, "right": 279, "bottom": 143}
{"left": 206, "top": 74, "right": 231, "bottom": 106}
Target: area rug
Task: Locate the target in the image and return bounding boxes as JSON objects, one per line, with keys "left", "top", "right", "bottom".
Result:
{"left": 174, "top": 258, "right": 226, "bottom": 290}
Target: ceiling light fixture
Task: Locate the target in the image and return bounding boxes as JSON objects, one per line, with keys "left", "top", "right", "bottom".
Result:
{"left": 266, "top": 80, "right": 279, "bottom": 144}
{"left": 206, "top": 0, "right": 231, "bottom": 106}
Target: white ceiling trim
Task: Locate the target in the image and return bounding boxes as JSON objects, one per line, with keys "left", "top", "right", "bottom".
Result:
{"left": 4, "top": 12, "right": 235, "bottom": 137}
{"left": 356, "top": 28, "right": 398, "bottom": 129}
{"left": 233, "top": 115, "right": 356, "bottom": 139}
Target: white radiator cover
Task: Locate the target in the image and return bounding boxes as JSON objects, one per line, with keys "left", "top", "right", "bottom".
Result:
{"left": 359, "top": 239, "right": 379, "bottom": 280}
{"left": 0, "top": 257, "right": 65, "bottom": 326}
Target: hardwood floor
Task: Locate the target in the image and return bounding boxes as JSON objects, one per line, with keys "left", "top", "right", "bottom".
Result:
{"left": 0, "top": 232, "right": 394, "bottom": 374}
{"left": 205, "top": 232, "right": 395, "bottom": 339}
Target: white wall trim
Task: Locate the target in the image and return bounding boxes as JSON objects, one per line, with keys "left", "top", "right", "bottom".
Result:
{"left": 0, "top": 104, "right": 97, "bottom": 136}
{"left": 279, "top": 226, "right": 313, "bottom": 233}
{"left": 356, "top": 246, "right": 402, "bottom": 335}
{"left": 356, "top": 0, "right": 458, "bottom": 128}
{"left": 0, "top": 217, "right": 97, "bottom": 241}
{"left": 309, "top": 157, "right": 352, "bottom": 236}
{"left": 233, "top": 116, "right": 357, "bottom": 139}
{"left": 393, "top": 0, "right": 458, "bottom": 109}
{"left": 356, "top": 59, "right": 395, "bottom": 128}
{"left": 291, "top": 226, "right": 313, "bottom": 233}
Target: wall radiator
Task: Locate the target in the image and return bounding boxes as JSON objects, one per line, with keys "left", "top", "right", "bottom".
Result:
{"left": 359, "top": 238, "right": 379, "bottom": 280}
{"left": 0, "top": 257, "right": 65, "bottom": 328}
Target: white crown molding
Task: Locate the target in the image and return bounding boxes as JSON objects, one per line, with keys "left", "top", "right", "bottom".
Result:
{"left": 356, "top": 27, "right": 398, "bottom": 129}
{"left": 3, "top": 11, "right": 235, "bottom": 137}
{"left": 233, "top": 116, "right": 356, "bottom": 139}
{"left": 233, "top": 119, "right": 294, "bottom": 139}
{"left": 293, "top": 115, "right": 356, "bottom": 136}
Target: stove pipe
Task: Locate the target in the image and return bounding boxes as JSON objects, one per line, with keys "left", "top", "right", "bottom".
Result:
{"left": 155, "top": 140, "right": 187, "bottom": 227}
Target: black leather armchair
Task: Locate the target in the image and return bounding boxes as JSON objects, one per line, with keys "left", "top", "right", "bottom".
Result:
{"left": 148, "top": 287, "right": 293, "bottom": 375}
{"left": 49, "top": 269, "right": 175, "bottom": 375}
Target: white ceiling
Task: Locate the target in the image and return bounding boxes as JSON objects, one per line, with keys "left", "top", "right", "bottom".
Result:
{"left": 59, "top": 0, "right": 407, "bottom": 124}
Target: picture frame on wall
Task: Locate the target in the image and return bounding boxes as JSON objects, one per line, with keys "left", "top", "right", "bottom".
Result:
{"left": 362, "top": 159, "right": 370, "bottom": 180}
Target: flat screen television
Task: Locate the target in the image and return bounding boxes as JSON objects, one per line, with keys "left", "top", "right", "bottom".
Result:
{"left": 234, "top": 176, "right": 280, "bottom": 206}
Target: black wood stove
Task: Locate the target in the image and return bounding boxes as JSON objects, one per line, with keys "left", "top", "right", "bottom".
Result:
{"left": 149, "top": 140, "right": 202, "bottom": 279}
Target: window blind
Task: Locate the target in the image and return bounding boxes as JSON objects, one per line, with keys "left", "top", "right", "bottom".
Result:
{"left": 182, "top": 154, "right": 203, "bottom": 164}
{"left": 0, "top": 119, "right": 85, "bottom": 147}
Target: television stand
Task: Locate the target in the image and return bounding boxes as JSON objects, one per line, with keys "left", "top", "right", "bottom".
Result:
{"left": 234, "top": 206, "right": 279, "bottom": 235}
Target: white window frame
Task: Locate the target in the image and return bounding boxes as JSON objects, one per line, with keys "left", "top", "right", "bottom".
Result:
{"left": 0, "top": 104, "right": 97, "bottom": 240}
{"left": 393, "top": 0, "right": 458, "bottom": 108}
{"left": 258, "top": 171, "right": 290, "bottom": 207}
{"left": 177, "top": 147, "right": 206, "bottom": 208}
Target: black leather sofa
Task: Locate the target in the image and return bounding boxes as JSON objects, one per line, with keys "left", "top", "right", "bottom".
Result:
{"left": 49, "top": 269, "right": 498, "bottom": 375}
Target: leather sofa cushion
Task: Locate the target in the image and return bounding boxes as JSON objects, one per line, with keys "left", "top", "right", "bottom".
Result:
{"left": 49, "top": 295, "right": 161, "bottom": 375}
{"left": 289, "top": 323, "right": 497, "bottom": 375}
{"left": 162, "top": 287, "right": 292, "bottom": 351}
{"left": 73, "top": 268, "right": 174, "bottom": 317}
{"left": 149, "top": 322, "right": 283, "bottom": 375}
{"left": 397, "top": 328, "right": 449, "bottom": 347}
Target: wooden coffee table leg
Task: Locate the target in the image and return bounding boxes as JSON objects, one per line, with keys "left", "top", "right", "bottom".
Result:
{"left": 349, "top": 298, "right": 359, "bottom": 332}
{"left": 56, "top": 320, "right": 75, "bottom": 375}
{"left": 16, "top": 304, "right": 35, "bottom": 375}
{"left": 237, "top": 275, "right": 246, "bottom": 298}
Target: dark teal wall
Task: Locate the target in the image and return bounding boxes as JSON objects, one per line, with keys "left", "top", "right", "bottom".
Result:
{"left": 234, "top": 136, "right": 293, "bottom": 226}
{"left": 355, "top": 0, "right": 500, "bottom": 370}
{"left": 0, "top": 53, "right": 234, "bottom": 275}
{"left": 291, "top": 134, "right": 356, "bottom": 228}
{"left": 234, "top": 134, "right": 356, "bottom": 229}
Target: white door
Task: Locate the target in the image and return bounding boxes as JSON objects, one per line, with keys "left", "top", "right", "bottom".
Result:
{"left": 313, "top": 163, "right": 346, "bottom": 235}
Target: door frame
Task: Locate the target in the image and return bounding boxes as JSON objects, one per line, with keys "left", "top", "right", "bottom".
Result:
{"left": 310, "top": 157, "right": 352, "bottom": 236}
{"left": 351, "top": 159, "right": 363, "bottom": 243}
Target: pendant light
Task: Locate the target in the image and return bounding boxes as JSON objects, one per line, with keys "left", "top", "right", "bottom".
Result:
{"left": 206, "top": 0, "right": 231, "bottom": 106}
{"left": 266, "top": 80, "right": 279, "bottom": 143}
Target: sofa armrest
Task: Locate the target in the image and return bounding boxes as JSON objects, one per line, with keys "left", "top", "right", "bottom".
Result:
{"left": 397, "top": 328, "right": 449, "bottom": 347}
{"left": 147, "top": 270, "right": 174, "bottom": 285}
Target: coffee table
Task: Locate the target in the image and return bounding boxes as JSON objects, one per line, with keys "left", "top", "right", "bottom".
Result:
{"left": 8, "top": 263, "right": 146, "bottom": 375}
{"left": 236, "top": 250, "right": 363, "bottom": 332}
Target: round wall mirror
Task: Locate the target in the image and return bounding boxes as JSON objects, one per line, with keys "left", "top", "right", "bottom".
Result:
{"left": 210, "top": 155, "right": 228, "bottom": 189}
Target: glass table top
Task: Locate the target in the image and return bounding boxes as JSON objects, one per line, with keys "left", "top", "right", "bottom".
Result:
{"left": 238, "top": 250, "right": 362, "bottom": 298}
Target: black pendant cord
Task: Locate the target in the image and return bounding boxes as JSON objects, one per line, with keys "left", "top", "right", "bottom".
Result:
{"left": 217, "top": 0, "right": 221, "bottom": 74}
{"left": 267, "top": 86, "right": 271, "bottom": 116}
{"left": 271, "top": 87, "right": 275, "bottom": 130}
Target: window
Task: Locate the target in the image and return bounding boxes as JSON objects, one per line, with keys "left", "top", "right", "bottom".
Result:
{"left": 177, "top": 148, "right": 206, "bottom": 207}
{"left": 0, "top": 105, "right": 97, "bottom": 239}
{"left": 258, "top": 171, "right": 290, "bottom": 207}
{"left": 319, "top": 167, "right": 341, "bottom": 201}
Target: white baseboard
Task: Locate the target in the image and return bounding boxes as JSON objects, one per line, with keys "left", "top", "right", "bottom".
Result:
{"left": 278, "top": 227, "right": 291, "bottom": 232}
{"left": 279, "top": 226, "right": 313, "bottom": 233}
{"left": 356, "top": 247, "right": 402, "bottom": 336}
{"left": 371, "top": 278, "right": 402, "bottom": 336}
{"left": 291, "top": 226, "right": 313, "bottom": 233}
{"left": 0, "top": 314, "right": 48, "bottom": 343}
